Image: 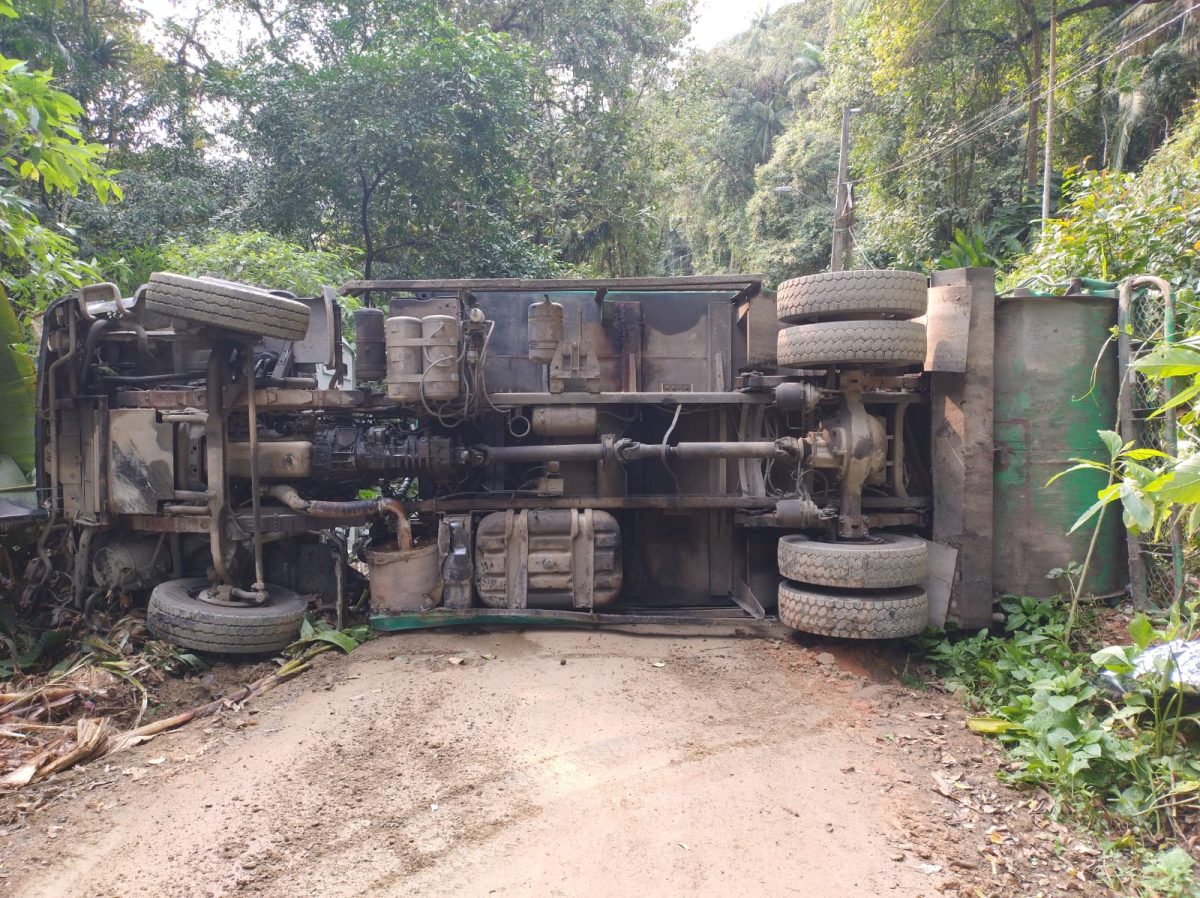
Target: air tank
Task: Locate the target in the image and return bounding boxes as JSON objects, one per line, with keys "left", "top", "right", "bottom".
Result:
{"left": 354, "top": 308, "right": 386, "bottom": 381}
{"left": 993, "top": 294, "right": 1125, "bottom": 598}
{"left": 420, "top": 314, "right": 461, "bottom": 400}
{"left": 384, "top": 316, "right": 423, "bottom": 402}
{"left": 528, "top": 296, "right": 564, "bottom": 363}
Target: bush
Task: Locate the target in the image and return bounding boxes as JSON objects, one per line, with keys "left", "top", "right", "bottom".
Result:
{"left": 1009, "top": 110, "right": 1200, "bottom": 295}
{"left": 152, "top": 231, "right": 360, "bottom": 296}
{"left": 922, "top": 597, "right": 1200, "bottom": 895}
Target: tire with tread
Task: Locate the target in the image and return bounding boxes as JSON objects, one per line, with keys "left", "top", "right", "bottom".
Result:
{"left": 147, "top": 577, "right": 308, "bottom": 654}
{"left": 144, "top": 272, "right": 310, "bottom": 341}
{"left": 778, "top": 533, "right": 927, "bottom": 589}
{"left": 777, "top": 581, "right": 928, "bottom": 639}
{"left": 777, "top": 319, "right": 926, "bottom": 368}
{"left": 777, "top": 270, "right": 927, "bottom": 324}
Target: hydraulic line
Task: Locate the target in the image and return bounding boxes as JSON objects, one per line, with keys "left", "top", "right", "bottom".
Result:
{"left": 268, "top": 485, "right": 412, "bottom": 550}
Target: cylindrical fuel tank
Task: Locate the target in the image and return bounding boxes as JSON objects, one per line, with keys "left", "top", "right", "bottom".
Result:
{"left": 531, "top": 406, "right": 598, "bottom": 437}
{"left": 354, "top": 308, "right": 386, "bottom": 382}
{"left": 384, "top": 315, "right": 423, "bottom": 402}
{"left": 993, "top": 294, "right": 1125, "bottom": 598}
{"left": 420, "top": 314, "right": 461, "bottom": 400}
{"left": 474, "top": 509, "right": 622, "bottom": 609}
{"left": 527, "top": 298, "right": 564, "bottom": 363}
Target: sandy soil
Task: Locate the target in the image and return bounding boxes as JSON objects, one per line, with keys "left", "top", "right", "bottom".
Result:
{"left": 0, "top": 628, "right": 1112, "bottom": 898}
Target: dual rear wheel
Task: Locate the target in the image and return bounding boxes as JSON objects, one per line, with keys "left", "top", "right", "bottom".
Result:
{"left": 775, "top": 269, "right": 928, "bottom": 369}
{"left": 773, "top": 269, "right": 930, "bottom": 638}
{"left": 776, "top": 535, "right": 929, "bottom": 639}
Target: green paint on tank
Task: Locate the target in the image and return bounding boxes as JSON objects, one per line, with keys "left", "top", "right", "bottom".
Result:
{"left": 993, "top": 295, "right": 1125, "bottom": 598}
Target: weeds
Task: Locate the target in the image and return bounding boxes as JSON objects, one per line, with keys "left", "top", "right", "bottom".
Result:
{"left": 2, "top": 611, "right": 370, "bottom": 788}
{"left": 921, "top": 596, "right": 1200, "bottom": 895}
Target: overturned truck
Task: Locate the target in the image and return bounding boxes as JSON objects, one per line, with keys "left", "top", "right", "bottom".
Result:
{"left": 36, "top": 270, "right": 963, "bottom": 653}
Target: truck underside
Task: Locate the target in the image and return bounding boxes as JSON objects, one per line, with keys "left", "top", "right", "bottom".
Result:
{"left": 36, "top": 270, "right": 938, "bottom": 652}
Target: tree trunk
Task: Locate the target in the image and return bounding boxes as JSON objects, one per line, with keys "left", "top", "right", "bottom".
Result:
{"left": 1023, "top": 2, "right": 1043, "bottom": 203}
{"left": 360, "top": 176, "right": 375, "bottom": 279}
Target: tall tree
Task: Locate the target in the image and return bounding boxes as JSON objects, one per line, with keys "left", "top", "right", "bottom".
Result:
{"left": 451, "top": 0, "right": 693, "bottom": 274}
{"left": 226, "top": 0, "right": 553, "bottom": 278}
{"left": 0, "top": 0, "right": 120, "bottom": 315}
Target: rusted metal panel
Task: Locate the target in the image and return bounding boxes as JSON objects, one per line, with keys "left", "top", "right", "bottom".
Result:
{"left": 924, "top": 285, "right": 972, "bottom": 373}
{"left": 475, "top": 509, "right": 622, "bottom": 609}
{"left": 370, "top": 606, "right": 785, "bottom": 632}
{"left": 737, "top": 289, "right": 780, "bottom": 370}
{"left": 123, "top": 513, "right": 211, "bottom": 533}
{"left": 930, "top": 267, "right": 994, "bottom": 629}
{"left": 290, "top": 289, "right": 338, "bottom": 368}
{"left": 108, "top": 409, "right": 174, "bottom": 514}
{"left": 114, "top": 389, "right": 365, "bottom": 411}
{"left": 993, "top": 295, "right": 1124, "bottom": 598}
{"left": 227, "top": 441, "right": 313, "bottom": 479}
{"left": 638, "top": 297, "right": 731, "bottom": 392}
{"left": 924, "top": 539, "right": 957, "bottom": 627}
{"left": 365, "top": 543, "right": 440, "bottom": 612}
{"left": 638, "top": 509, "right": 711, "bottom": 602}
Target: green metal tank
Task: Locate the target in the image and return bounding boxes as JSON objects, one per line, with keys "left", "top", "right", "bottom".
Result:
{"left": 993, "top": 294, "right": 1126, "bottom": 598}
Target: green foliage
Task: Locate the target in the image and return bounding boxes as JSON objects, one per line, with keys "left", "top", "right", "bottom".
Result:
{"left": 0, "top": 47, "right": 118, "bottom": 318}
{"left": 0, "top": 288, "right": 36, "bottom": 473}
{"left": 226, "top": 3, "right": 556, "bottom": 279}
{"left": 656, "top": 2, "right": 831, "bottom": 278}
{"left": 1011, "top": 112, "right": 1200, "bottom": 288}
{"left": 287, "top": 615, "right": 369, "bottom": 655}
{"left": 740, "top": 121, "right": 838, "bottom": 284}
{"left": 0, "top": 0, "right": 167, "bottom": 153}
{"left": 456, "top": 0, "right": 693, "bottom": 276}
{"left": 152, "top": 231, "right": 359, "bottom": 296}
{"left": 1138, "top": 847, "right": 1200, "bottom": 898}
{"left": 935, "top": 221, "right": 1029, "bottom": 272}
{"left": 924, "top": 597, "right": 1200, "bottom": 894}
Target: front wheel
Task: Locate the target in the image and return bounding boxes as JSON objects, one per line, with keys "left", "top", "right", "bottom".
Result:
{"left": 147, "top": 578, "right": 308, "bottom": 654}
{"left": 144, "top": 273, "right": 311, "bottom": 342}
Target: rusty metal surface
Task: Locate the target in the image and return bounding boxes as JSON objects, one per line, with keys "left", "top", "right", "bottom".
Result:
{"left": 930, "top": 267, "right": 995, "bottom": 628}
{"left": 924, "top": 285, "right": 972, "bottom": 373}
{"left": 113, "top": 388, "right": 366, "bottom": 410}
{"left": 993, "top": 294, "right": 1124, "bottom": 599}
{"left": 107, "top": 409, "right": 173, "bottom": 514}
{"left": 368, "top": 606, "right": 785, "bottom": 632}
{"left": 290, "top": 289, "right": 339, "bottom": 368}
{"left": 365, "top": 543, "right": 440, "bottom": 612}
{"left": 475, "top": 509, "right": 622, "bottom": 609}
{"left": 227, "top": 441, "right": 312, "bottom": 479}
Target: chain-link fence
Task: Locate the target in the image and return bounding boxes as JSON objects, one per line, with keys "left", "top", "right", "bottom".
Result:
{"left": 1120, "top": 282, "right": 1198, "bottom": 607}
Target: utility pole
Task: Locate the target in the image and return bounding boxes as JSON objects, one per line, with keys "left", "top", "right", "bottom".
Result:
{"left": 831, "top": 105, "right": 854, "bottom": 272}
{"left": 1041, "top": 0, "right": 1057, "bottom": 222}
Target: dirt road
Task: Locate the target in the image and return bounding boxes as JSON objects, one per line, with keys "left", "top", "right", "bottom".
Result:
{"left": 1, "top": 628, "right": 1110, "bottom": 897}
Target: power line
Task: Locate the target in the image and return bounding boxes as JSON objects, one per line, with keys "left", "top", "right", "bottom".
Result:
{"left": 869, "top": 2, "right": 1194, "bottom": 180}
{"left": 895, "top": 0, "right": 1159, "bottom": 155}
{"left": 873, "top": 6, "right": 1192, "bottom": 192}
{"left": 875, "top": 2, "right": 1181, "bottom": 178}
{"left": 903, "top": 0, "right": 956, "bottom": 62}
